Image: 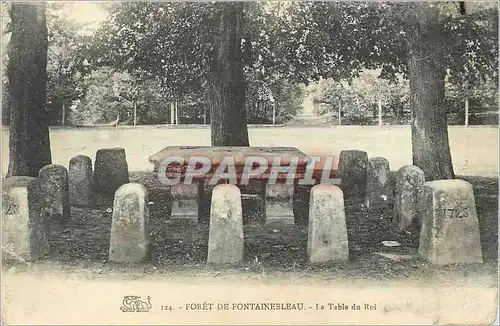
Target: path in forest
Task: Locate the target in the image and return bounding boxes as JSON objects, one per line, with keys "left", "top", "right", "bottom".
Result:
{"left": 287, "top": 96, "right": 332, "bottom": 127}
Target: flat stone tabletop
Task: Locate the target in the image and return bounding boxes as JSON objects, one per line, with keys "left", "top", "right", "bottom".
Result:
{"left": 149, "top": 146, "right": 314, "bottom": 182}
{"left": 149, "top": 146, "right": 339, "bottom": 183}
{"left": 149, "top": 146, "right": 309, "bottom": 167}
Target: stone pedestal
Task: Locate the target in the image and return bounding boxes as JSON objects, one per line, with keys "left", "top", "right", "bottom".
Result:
{"left": 170, "top": 182, "right": 201, "bottom": 220}
{"left": 109, "top": 183, "right": 150, "bottom": 263}
{"left": 365, "top": 157, "right": 392, "bottom": 209}
{"left": 293, "top": 184, "right": 314, "bottom": 226}
{"left": 307, "top": 184, "right": 349, "bottom": 263}
{"left": 207, "top": 184, "right": 244, "bottom": 265}
{"left": 69, "top": 155, "right": 93, "bottom": 206}
{"left": 418, "top": 179, "right": 483, "bottom": 265}
{"left": 393, "top": 165, "right": 425, "bottom": 231}
{"left": 239, "top": 181, "right": 266, "bottom": 225}
{"left": 94, "top": 147, "right": 129, "bottom": 196}
{"left": 2, "top": 177, "right": 49, "bottom": 261}
{"left": 338, "top": 150, "right": 368, "bottom": 204}
{"left": 265, "top": 183, "right": 294, "bottom": 223}
{"left": 38, "top": 164, "right": 70, "bottom": 222}
{"left": 388, "top": 171, "right": 397, "bottom": 204}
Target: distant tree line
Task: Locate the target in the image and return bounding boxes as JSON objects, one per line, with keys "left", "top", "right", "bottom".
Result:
{"left": 4, "top": 1, "right": 498, "bottom": 180}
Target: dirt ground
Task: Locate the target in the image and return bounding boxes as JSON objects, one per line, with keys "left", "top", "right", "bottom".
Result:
{"left": 1, "top": 126, "right": 498, "bottom": 324}
{"left": 2, "top": 175, "right": 498, "bottom": 325}
{"left": 3, "top": 173, "right": 495, "bottom": 282}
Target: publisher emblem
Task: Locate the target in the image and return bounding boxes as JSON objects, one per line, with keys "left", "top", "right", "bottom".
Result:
{"left": 120, "top": 295, "right": 152, "bottom": 312}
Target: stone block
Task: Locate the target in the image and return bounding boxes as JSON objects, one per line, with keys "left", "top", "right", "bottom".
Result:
{"left": 307, "top": 184, "right": 349, "bottom": 263}
{"left": 393, "top": 165, "right": 425, "bottom": 231}
{"left": 265, "top": 183, "right": 294, "bottom": 223}
{"left": 94, "top": 147, "right": 129, "bottom": 195}
{"left": 207, "top": 184, "right": 244, "bottom": 265}
{"left": 109, "top": 183, "right": 150, "bottom": 263}
{"left": 69, "top": 155, "right": 93, "bottom": 206}
{"left": 418, "top": 179, "right": 483, "bottom": 265}
{"left": 338, "top": 150, "right": 368, "bottom": 203}
{"left": 38, "top": 164, "right": 70, "bottom": 222}
{"left": 365, "top": 157, "right": 392, "bottom": 209}
{"left": 170, "top": 182, "right": 200, "bottom": 220}
{"left": 2, "top": 177, "right": 49, "bottom": 261}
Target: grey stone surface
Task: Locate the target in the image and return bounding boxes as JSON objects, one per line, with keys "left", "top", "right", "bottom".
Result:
{"left": 365, "top": 157, "right": 392, "bottom": 209}
{"left": 239, "top": 181, "right": 266, "bottom": 225}
{"left": 170, "top": 182, "right": 200, "bottom": 220}
{"left": 293, "top": 184, "right": 314, "bottom": 226}
{"left": 207, "top": 184, "right": 244, "bottom": 265}
{"left": 38, "top": 164, "right": 70, "bottom": 222}
{"left": 265, "top": 183, "right": 294, "bottom": 223}
{"left": 388, "top": 171, "right": 397, "bottom": 204}
{"left": 109, "top": 183, "right": 150, "bottom": 263}
{"left": 307, "top": 184, "right": 349, "bottom": 263}
{"left": 94, "top": 147, "right": 129, "bottom": 195}
{"left": 2, "top": 177, "right": 49, "bottom": 261}
{"left": 338, "top": 150, "right": 368, "bottom": 203}
{"left": 69, "top": 155, "right": 93, "bottom": 206}
{"left": 418, "top": 179, "right": 483, "bottom": 265}
{"left": 393, "top": 165, "right": 425, "bottom": 231}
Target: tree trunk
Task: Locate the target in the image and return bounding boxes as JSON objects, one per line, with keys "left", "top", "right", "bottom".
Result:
{"left": 338, "top": 99, "right": 342, "bottom": 125}
{"left": 407, "top": 3, "right": 455, "bottom": 181}
{"left": 378, "top": 97, "right": 382, "bottom": 126}
{"left": 464, "top": 98, "right": 469, "bottom": 127}
{"left": 61, "top": 101, "right": 66, "bottom": 126}
{"left": 272, "top": 102, "right": 276, "bottom": 125}
{"left": 7, "top": 3, "right": 51, "bottom": 177}
{"left": 175, "top": 101, "right": 179, "bottom": 125}
{"left": 2, "top": 87, "right": 10, "bottom": 125}
{"left": 209, "top": 3, "right": 249, "bottom": 146}
{"left": 170, "top": 102, "right": 175, "bottom": 125}
{"left": 392, "top": 104, "right": 399, "bottom": 119}
{"left": 133, "top": 100, "right": 137, "bottom": 126}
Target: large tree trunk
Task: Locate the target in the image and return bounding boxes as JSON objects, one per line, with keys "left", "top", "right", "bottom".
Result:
{"left": 7, "top": 3, "right": 52, "bottom": 177}
{"left": 407, "top": 3, "right": 455, "bottom": 180}
{"left": 2, "top": 84, "right": 10, "bottom": 125}
{"left": 209, "top": 3, "right": 249, "bottom": 146}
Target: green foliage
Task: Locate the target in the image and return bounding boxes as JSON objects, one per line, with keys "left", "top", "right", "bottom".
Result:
{"left": 300, "top": 2, "right": 497, "bottom": 125}
{"left": 4, "top": 1, "right": 493, "bottom": 126}
{"left": 308, "top": 70, "right": 410, "bottom": 124}
{"left": 272, "top": 81, "right": 304, "bottom": 123}
{"left": 446, "top": 75, "right": 498, "bottom": 116}
{"left": 45, "top": 3, "right": 93, "bottom": 124}
{"left": 86, "top": 2, "right": 309, "bottom": 124}
{"left": 90, "top": 2, "right": 215, "bottom": 99}
{"left": 444, "top": 8, "right": 498, "bottom": 89}
{"left": 70, "top": 67, "right": 133, "bottom": 124}
{"left": 282, "top": 2, "right": 496, "bottom": 95}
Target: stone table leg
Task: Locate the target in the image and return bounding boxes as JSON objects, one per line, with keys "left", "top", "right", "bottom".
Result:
{"left": 293, "top": 184, "right": 314, "bottom": 225}
{"left": 265, "top": 183, "right": 295, "bottom": 224}
{"left": 170, "top": 181, "right": 202, "bottom": 220}
{"left": 239, "top": 180, "right": 266, "bottom": 225}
